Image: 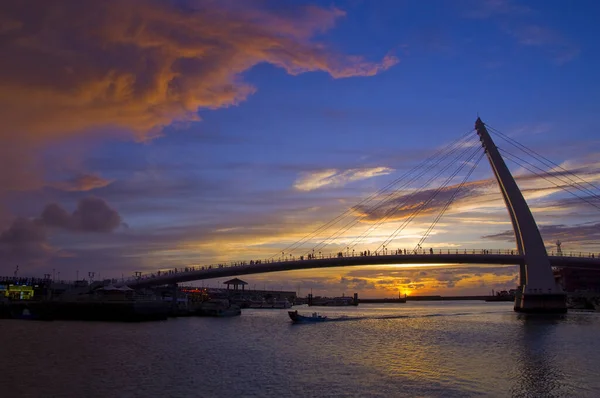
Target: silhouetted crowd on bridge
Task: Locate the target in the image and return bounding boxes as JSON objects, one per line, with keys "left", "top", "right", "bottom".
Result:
{"left": 127, "top": 248, "right": 600, "bottom": 282}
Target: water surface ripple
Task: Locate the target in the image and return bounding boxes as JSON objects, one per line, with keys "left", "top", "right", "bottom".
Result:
{"left": 1, "top": 301, "right": 599, "bottom": 397}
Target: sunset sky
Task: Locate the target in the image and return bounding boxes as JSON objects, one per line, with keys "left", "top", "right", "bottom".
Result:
{"left": 1, "top": 0, "right": 599, "bottom": 297}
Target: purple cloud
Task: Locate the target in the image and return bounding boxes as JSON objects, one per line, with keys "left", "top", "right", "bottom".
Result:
{"left": 41, "top": 197, "right": 122, "bottom": 233}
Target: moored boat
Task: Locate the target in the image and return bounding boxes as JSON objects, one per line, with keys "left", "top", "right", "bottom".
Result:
{"left": 288, "top": 310, "right": 327, "bottom": 323}
{"left": 197, "top": 299, "right": 241, "bottom": 317}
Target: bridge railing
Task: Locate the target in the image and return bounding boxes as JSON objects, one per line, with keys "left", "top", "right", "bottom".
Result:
{"left": 123, "top": 248, "right": 600, "bottom": 284}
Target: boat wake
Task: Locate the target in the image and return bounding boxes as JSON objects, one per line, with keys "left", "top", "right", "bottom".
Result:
{"left": 290, "top": 310, "right": 507, "bottom": 324}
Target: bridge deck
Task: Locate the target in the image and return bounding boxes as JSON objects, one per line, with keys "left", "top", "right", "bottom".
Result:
{"left": 119, "top": 253, "right": 600, "bottom": 288}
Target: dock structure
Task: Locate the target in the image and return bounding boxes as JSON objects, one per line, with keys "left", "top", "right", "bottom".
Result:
{"left": 223, "top": 278, "right": 248, "bottom": 291}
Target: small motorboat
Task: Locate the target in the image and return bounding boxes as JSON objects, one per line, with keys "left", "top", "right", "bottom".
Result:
{"left": 288, "top": 310, "right": 327, "bottom": 323}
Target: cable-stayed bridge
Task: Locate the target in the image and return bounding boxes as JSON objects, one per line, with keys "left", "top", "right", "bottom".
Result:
{"left": 118, "top": 119, "right": 600, "bottom": 313}
{"left": 125, "top": 250, "right": 600, "bottom": 286}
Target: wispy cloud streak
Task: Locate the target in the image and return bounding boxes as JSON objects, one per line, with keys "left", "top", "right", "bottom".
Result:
{"left": 294, "top": 167, "right": 394, "bottom": 191}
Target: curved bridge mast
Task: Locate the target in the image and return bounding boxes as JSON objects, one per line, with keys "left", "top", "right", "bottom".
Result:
{"left": 475, "top": 118, "right": 566, "bottom": 313}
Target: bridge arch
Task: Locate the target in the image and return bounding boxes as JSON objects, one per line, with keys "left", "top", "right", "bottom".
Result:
{"left": 475, "top": 118, "right": 565, "bottom": 313}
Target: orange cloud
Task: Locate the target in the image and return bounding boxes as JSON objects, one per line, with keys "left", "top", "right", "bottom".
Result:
{"left": 0, "top": 0, "right": 397, "bottom": 193}
{"left": 49, "top": 174, "right": 113, "bottom": 192}
{"left": 0, "top": 1, "right": 397, "bottom": 143}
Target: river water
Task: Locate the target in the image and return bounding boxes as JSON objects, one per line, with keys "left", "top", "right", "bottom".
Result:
{"left": 1, "top": 301, "right": 599, "bottom": 398}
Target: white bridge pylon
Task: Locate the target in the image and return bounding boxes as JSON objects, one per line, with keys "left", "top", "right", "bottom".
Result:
{"left": 475, "top": 118, "right": 566, "bottom": 313}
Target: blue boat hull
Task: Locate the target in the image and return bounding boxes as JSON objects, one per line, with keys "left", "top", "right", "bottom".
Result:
{"left": 288, "top": 310, "right": 327, "bottom": 323}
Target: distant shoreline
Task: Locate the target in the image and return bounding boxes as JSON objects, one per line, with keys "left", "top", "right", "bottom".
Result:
{"left": 360, "top": 295, "right": 493, "bottom": 303}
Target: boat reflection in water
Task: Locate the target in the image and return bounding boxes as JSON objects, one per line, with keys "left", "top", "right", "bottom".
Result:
{"left": 288, "top": 310, "right": 327, "bottom": 324}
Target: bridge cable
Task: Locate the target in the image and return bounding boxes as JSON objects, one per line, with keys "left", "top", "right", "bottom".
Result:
{"left": 310, "top": 135, "right": 480, "bottom": 255}
{"left": 497, "top": 147, "right": 600, "bottom": 210}
{"left": 493, "top": 134, "right": 600, "bottom": 203}
{"left": 314, "top": 135, "right": 479, "bottom": 253}
{"left": 486, "top": 124, "right": 600, "bottom": 201}
{"left": 487, "top": 123, "right": 600, "bottom": 196}
{"left": 375, "top": 146, "right": 482, "bottom": 253}
{"left": 276, "top": 129, "right": 474, "bottom": 258}
{"left": 499, "top": 148, "right": 600, "bottom": 212}
{"left": 298, "top": 132, "right": 477, "bottom": 256}
{"left": 346, "top": 138, "right": 481, "bottom": 252}
{"left": 413, "top": 152, "right": 485, "bottom": 251}
{"left": 376, "top": 145, "right": 482, "bottom": 253}
{"left": 266, "top": 129, "right": 475, "bottom": 260}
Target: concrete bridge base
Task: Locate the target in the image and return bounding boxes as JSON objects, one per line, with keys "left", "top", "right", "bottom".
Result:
{"left": 513, "top": 288, "right": 567, "bottom": 314}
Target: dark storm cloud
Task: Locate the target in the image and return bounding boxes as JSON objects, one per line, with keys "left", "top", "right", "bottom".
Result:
{"left": 0, "top": 217, "right": 52, "bottom": 269}
{"left": 40, "top": 204, "right": 72, "bottom": 230}
{"left": 0, "top": 217, "right": 45, "bottom": 244}
{"left": 0, "top": 197, "right": 124, "bottom": 273}
{"left": 483, "top": 222, "right": 600, "bottom": 248}
{"left": 353, "top": 179, "right": 491, "bottom": 222}
{"left": 41, "top": 197, "right": 122, "bottom": 233}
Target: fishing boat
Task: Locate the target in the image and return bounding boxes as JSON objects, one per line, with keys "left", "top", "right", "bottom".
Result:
{"left": 288, "top": 310, "right": 327, "bottom": 323}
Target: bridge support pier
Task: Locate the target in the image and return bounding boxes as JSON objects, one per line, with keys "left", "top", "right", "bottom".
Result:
{"left": 476, "top": 118, "right": 566, "bottom": 314}
{"left": 513, "top": 286, "right": 567, "bottom": 314}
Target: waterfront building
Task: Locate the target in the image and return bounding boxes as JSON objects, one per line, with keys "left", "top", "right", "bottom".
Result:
{"left": 0, "top": 278, "right": 50, "bottom": 300}
{"left": 554, "top": 268, "right": 600, "bottom": 292}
